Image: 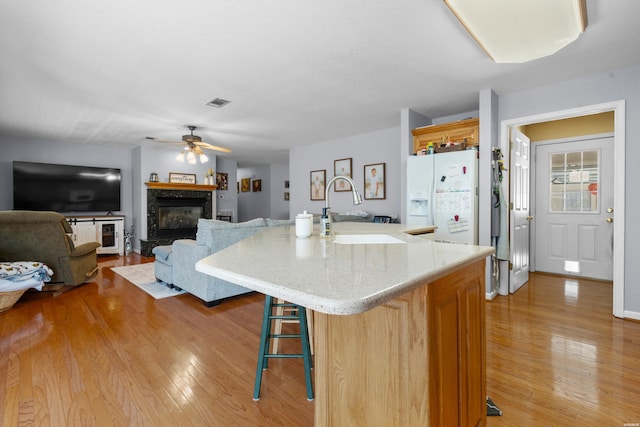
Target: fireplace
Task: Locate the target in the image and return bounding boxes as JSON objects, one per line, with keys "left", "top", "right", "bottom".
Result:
{"left": 141, "top": 188, "right": 213, "bottom": 256}
{"left": 156, "top": 198, "right": 205, "bottom": 239}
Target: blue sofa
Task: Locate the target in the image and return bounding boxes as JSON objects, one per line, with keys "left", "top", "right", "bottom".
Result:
{"left": 153, "top": 218, "right": 293, "bottom": 306}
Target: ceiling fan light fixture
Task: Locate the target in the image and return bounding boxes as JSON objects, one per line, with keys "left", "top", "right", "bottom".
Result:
{"left": 186, "top": 151, "right": 197, "bottom": 164}
{"left": 183, "top": 134, "right": 202, "bottom": 143}
{"left": 183, "top": 125, "right": 202, "bottom": 144}
{"left": 157, "top": 125, "right": 228, "bottom": 163}
{"left": 444, "top": 0, "right": 587, "bottom": 63}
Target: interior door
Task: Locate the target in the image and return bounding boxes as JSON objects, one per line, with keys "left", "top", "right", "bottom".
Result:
{"left": 534, "top": 137, "right": 613, "bottom": 280}
{"left": 509, "top": 128, "right": 531, "bottom": 293}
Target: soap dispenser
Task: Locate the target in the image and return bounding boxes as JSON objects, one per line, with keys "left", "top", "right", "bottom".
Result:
{"left": 320, "top": 207, "right": 331, "bottom": 238}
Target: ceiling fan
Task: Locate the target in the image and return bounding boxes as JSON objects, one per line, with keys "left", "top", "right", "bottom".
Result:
{"left": 148, "top": 125, "right": 232, "bottom": 164}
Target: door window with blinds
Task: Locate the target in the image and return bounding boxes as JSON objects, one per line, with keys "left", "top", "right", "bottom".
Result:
{"left": 549, "top": 149, "right": 599, "bottom": 213}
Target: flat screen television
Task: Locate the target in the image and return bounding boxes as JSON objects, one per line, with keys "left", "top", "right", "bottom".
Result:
{"left": 13, "top": 161, "right": 122, "bottom": 213}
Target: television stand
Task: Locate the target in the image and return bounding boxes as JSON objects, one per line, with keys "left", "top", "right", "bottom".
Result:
{"left": 67, "top": 215, "right": 125, "bottom": 255}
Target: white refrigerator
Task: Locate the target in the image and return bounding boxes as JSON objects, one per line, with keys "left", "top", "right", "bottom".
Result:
{"left": 406, "top": 150, "right": 479, "bottom": 244}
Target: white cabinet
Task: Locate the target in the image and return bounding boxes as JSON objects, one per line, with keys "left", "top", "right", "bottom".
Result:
{"left": 67, "top": 216, "right": 125, "bottom": 255}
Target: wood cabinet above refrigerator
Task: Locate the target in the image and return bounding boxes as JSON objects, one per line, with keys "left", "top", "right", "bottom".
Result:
{"left": 412, "top": 118, "right": 479, "bottom": 154}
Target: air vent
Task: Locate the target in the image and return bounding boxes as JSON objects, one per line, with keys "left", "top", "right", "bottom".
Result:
{"left": 206, "top": 98, "right": 231, "bottom": 108}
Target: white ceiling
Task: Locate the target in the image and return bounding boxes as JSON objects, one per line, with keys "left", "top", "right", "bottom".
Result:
{"left": 1, "top": 1, "right": 639, "bottom": 166}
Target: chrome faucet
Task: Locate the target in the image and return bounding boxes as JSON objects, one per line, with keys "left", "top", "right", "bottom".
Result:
{"left": 320, "top": 175, "right": 363, "bottom": 237}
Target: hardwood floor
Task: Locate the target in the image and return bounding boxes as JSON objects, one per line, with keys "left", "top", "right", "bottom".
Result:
{"left": 0, "top": 254, "right": 314, "bottom": 426}
{"left": 486, "top": 273, "right": 640, "bottom": 426}
{"left": 1, "top": 255, "right": 639, "bottom": 426}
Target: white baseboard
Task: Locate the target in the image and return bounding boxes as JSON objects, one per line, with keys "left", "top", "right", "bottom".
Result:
{"left": 485, "top": 290, "right": 499, "bottom": 301}
{"left": 622, "top": 309, "right": 640, "bottom": 321}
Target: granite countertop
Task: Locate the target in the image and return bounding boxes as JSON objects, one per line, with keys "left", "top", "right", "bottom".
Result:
{"left": 195, "top": 222, "right": 494, "bottom": 315}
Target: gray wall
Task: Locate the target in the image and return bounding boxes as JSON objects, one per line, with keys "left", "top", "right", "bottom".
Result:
{"left": 289, "top": 127, "right": 402, "bottom": 219}
{"left": 287, "top": 64, "right": 640, "bottom": 315}
{"left": 229, "top": 162, "right": 289, "bottom": 222}
{"left": 0, "top": 135, "right": 135, "bottom": 225}
{"left": 269, "top": 163, "right": 290, "bottom": 220}
{"left": 479, "top": 89, "right": 499, "bottom": 296}
{"left": 237, "top": 164, "right": 289, "bottom": 222}
{"left": 216, "top": 157, "right": 239, "bottom": 222}
{"left": 497, "top": 63, "right": 640, "bottom": 314}
{"left": 238, "top": 164, "right": 271, "bottom": 222}
{"left": 133, "top": 145, "right": 218, "bottom": 250}
{"left": 399, "top": 108, "right": 432, "bottom": 225}
{"left": 0, "top": 135, "right": 286, "bottom": 249}
{"left": 0, "top": 138, "right": 219, "bottom": 252}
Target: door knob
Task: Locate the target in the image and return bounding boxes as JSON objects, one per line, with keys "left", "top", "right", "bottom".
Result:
{"left": 606, "top": 217, "right": 613, "bottom": 223}
{"left": 527, "top": 216, "right": 534, "bottom": 220}
{"left": 607, "top": 207, "right": 614, "bottom": 213}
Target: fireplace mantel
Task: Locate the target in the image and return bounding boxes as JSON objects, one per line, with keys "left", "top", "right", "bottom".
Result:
{"left": 145, "top": 182, "right": 218, "bottom": 191}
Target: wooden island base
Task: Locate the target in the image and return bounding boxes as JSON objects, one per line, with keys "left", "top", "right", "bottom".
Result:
{"left": 314, "top": 260, "right": 486, "bottom": 426}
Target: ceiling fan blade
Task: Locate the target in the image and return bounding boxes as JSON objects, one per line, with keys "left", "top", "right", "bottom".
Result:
{"left": 195, "top": 141, "right": 232, "bottom": 154}
{"left": 152, "top": 138, "right": 184, "bottom": 145}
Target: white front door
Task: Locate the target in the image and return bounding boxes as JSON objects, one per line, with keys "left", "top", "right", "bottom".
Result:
{"left": 509, "top": 128, "right": 531, "bottom": 293}
{"left": 534, "top": 137, "right": 614, "bottom": 280}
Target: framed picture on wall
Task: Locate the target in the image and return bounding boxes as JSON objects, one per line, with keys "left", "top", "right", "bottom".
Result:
{"left": 364, "top": 163, "right": 386, "bottom": 200}
{"left": 333, "top": 158, "right": 352, "bottom": 192}
{"left": 241, "top": 178, "right": 250, "bottom": 192}
{"left": 252, "top": 179, "right": 262, "bottom": 192}
{"left": 216, "top": 173, "right": 228, "bottom": 190}
{"left": 310, "top": 169, "right": 326, "bottom": 201}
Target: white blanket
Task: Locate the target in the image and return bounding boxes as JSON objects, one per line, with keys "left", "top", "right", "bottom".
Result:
{"left": 0, "top": 261, "right": 53, "bottom": 292}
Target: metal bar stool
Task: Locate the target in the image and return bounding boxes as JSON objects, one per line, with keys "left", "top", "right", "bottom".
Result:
{"left": 253, "top": 295, "right": 313, "bottom": 401}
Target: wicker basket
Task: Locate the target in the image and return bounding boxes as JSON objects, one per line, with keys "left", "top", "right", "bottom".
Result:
{"left": 433, "top": 140, "right": 467, "bottom": 153}
{"left": 0, "top": 290, "right": 26, "bottom": 313}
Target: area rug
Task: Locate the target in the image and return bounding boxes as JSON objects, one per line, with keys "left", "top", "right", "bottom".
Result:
{"left": 111, "top": 263, "right": 185, "bottom": 299}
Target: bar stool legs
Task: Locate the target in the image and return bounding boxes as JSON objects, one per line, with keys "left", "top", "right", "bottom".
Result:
{"left": 272, "top": 298, "right": 314, "bottom": 355}
{"left": 253, "top": 295, "right": 314, "bottom": 401}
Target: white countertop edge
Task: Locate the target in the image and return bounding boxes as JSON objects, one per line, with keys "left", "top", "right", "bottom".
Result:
{"left": 196, "top": 248, "right": 493, "bottom": 315}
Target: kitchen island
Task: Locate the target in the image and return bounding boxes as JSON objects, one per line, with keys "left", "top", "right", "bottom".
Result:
{"left": 196, "top": 222, "right": 494, "bottom": 426}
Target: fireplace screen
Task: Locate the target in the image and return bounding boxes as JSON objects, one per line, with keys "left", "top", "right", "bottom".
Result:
{"left": 158, "top": 206, "right": 203, "bottom": 230}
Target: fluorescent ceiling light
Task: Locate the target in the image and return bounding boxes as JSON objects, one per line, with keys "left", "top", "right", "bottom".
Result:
{"left": 444, "top": 0, "right": 587, "bottom": 63}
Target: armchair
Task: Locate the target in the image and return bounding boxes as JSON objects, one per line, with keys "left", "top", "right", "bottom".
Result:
{"left": 0, "top": 211, "right": 100, "bottom": 286}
